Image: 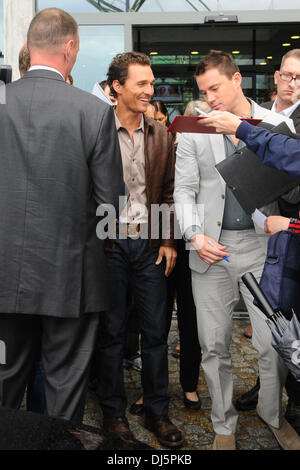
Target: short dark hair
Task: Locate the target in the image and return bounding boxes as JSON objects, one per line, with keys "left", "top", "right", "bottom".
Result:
{"left": 106, "top": 52, "right": 151, "bottom": 98}
{"left": 152, "top": 99, "right": 168, "bottom": 117}
{"left": 152, "top": 99, "right": 170, "bottom": 126}
{"left": 19, "top": 45, "right": 31, "bottom": 77}
{"left": 27, "top": 8, "right": 78, "bottom": 51}
{"left": 99, "top": 80, "right": 107, "bottom": 90}
{"left": 195, "top": 50, "right": 240, "bottom": 79}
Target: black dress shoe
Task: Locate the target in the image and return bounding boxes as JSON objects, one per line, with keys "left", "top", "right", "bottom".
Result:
{"left": 145, "top": 414, "right": 184, "bottom": 448}
{"left": 183, "top": 391, "right": 201, "bottom": 410}
{"left": 123, "top": 353, "right": 142, "bottom": 373}
{"left": 103, "top": 416, "right": 137, "bottom": 443}
{"left": 235, "top": 377, "right": 260, "bottom": 411}
{"left": 129, "top": 401, "right": 144, "bottom": 415}
{"left": 285, "top": 399, "right": 300, "bottom": 435}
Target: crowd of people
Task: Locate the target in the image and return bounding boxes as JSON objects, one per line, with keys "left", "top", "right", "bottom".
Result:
{"left": 1, "top": 7, "right": 300, "bottom": 451}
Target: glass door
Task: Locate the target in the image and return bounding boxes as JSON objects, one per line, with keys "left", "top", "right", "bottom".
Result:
{"left": 239, "top": 68, "right": 275, "bottom": 104}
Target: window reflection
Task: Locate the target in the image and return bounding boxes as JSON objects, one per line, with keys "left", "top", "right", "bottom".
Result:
{"left": 135, "top": 25, "right": 254, "bottom": 63}
{"left": 37, "top": 0, "right": 300, "bottom": 12}
{"left": 71, "top": 25, "right": 124, "bottom": 92}
{"left": 136, "top": 23, "right": 300, "bottom": 69}
{"left": 256, "top": 74, "right": 275, "bottom": 103}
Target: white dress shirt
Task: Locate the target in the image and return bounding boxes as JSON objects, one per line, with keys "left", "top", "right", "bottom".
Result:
{"left": 272, "top": 98, "right": 300, "bottom": 118}
{"left": 28, "top": 65, "right": 65, "bottom": 80}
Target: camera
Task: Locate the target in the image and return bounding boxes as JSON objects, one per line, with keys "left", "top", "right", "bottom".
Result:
{"left": 0, "top": 65, "right": 12, "bottom": 84}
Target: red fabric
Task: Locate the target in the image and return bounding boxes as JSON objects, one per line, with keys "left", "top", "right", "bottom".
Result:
{"left": 289, "top": 219, "right": 300, "bottom": 233}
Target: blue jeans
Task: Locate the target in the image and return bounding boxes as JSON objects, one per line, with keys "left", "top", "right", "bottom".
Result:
{"left": 97, "top": 238, "right": 169, "bottom": 417}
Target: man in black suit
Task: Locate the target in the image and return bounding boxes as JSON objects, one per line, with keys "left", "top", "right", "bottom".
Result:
{"left": 261, "top": 49, "right": 300, "bottom": 133}
{"left": 0, "top": 8, "right": 124, "bottom": 424}
{"left": 236, "top": 49, "right": 300, "bottom": 435}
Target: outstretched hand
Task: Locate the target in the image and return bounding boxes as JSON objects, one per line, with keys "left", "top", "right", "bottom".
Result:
{"left": 200, "top": 111, "right": 242, "bottom": 135}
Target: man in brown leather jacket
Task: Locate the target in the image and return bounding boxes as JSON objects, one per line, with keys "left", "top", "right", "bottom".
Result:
{"left": 96, "top": 52, "right": 183, "bottom": 448}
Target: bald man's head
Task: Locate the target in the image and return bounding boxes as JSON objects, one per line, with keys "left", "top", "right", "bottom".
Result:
{"left": 27, "top": 8, "right": 78, "bottom": 53}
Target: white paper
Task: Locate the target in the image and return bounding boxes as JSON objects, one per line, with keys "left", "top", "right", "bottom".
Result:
{"left": 91, "top": 82, "right": 114, "bottom": 106}
{"left": 251, "top": 208, "right": 266, "bottom": 230}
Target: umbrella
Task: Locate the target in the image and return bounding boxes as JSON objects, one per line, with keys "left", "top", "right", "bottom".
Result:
{"left": 242, "top": 272, "right": 300, "bottom": 382}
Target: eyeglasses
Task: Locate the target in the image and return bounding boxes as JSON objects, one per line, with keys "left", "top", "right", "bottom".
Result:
{"left": 279, "top": 72, "right": 300, "bottom": 86}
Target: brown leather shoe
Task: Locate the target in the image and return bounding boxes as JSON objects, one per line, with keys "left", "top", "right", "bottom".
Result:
{"left": 103, "top": 416, "right": 136, "bottom": 443}
{"left": 145, "top": 415, "right": 184, "bottom": 448}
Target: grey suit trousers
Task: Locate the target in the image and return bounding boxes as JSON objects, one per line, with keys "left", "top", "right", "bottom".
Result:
{"left": 0, "top": 312, "right": 100, "bottom": 424}
{"left": 191, "top": 229, "right": 288, "bottom": 435}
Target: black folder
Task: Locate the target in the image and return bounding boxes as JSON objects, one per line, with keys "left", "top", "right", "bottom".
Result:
{"left": 215, "top": 121, "right": 300, "bottom": 215}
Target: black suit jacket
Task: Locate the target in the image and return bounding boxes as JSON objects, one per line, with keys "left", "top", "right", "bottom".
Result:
{"left": 0, "top": 69, "right": 124, "bottom": 317}
{"left": 261, "top": 100, "right": 300, "bottom": 133}
{"left": 261, "top": 100, "right": 300, "bottom": 217}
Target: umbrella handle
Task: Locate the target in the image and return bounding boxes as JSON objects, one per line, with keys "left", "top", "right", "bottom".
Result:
{"left": 242, "top": 272, "right": 276, "bottom": 319}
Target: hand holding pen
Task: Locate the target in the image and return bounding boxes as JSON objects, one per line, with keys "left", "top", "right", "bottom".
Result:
{"left": 207, "top": 240, "right": 230, "bottom": 263}
{"left": 190, "top": 234, "right": 230, "bottom": 265}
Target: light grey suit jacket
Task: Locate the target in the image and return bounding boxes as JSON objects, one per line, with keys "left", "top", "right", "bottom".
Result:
{"left": 174, "top": 100, "right": 295, "bottom": 274}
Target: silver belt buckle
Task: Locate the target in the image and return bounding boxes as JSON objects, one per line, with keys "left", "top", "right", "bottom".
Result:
{"left": 127, "top": 223, "right": 140, "bottom": 239}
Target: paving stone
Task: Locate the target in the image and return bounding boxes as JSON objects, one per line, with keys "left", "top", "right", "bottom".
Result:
{"left": 20, "top": 316, "right": 290, "bottom": 451}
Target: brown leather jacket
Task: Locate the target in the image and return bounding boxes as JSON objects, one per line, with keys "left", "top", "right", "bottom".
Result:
{"left": 105, "top": 115, "right": 176, "bottom": 250}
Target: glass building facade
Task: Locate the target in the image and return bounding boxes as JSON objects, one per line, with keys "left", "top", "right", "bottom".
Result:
{"left": 33, "top": 1, "right": 300, "bottom": 115}
{"left": 72, "top": 25, "right": 124, "bottom": 91}
{"left": 135, "top": 22, "right": 300, "bottom": 114}
{"left": 37, "top": 0, "right": 300, "bottom": 13}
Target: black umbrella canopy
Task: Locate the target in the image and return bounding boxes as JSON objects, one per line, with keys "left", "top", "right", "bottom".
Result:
{"left": 242, "top": 272, "right": 300, "bottom": 382}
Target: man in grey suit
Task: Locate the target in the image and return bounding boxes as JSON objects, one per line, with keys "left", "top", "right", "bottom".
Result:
{"left": 236, "top": 48, "right": 300, "bottom": 433}
{"left": 0, "top": 8, "right": 124, "bottom": 424}
{"left": 174, "top": 50, "right": 300, "bottom": 450}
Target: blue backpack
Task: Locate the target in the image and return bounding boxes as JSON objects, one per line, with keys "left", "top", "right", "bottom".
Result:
{"left": 256, "top": 230, "right": 300, "bottom": 318}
